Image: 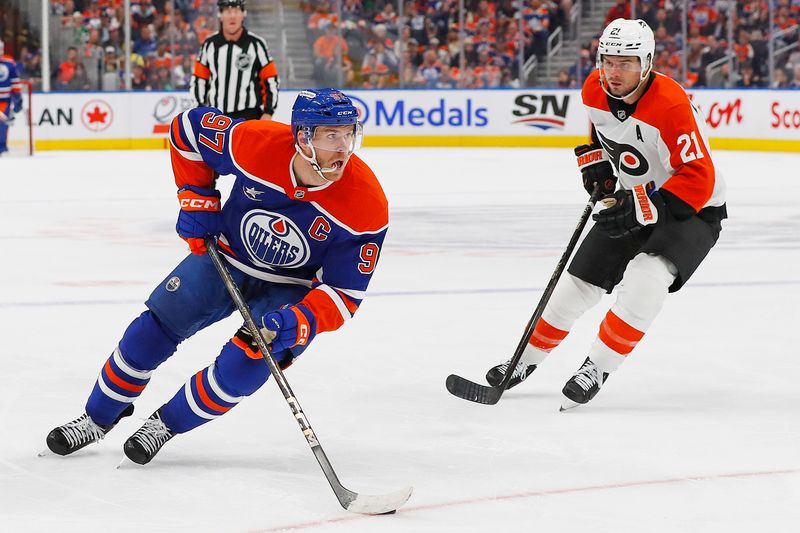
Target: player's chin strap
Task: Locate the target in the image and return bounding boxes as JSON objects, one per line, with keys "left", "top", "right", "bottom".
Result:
{"left": 295, "top": 141, "right": 339, "bottom": 183}
{"left": 599, "top": 65, "right": 652, "bottom": 101}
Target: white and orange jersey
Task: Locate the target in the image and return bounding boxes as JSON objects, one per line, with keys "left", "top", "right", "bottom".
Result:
{"left": 582, "top": 69, "right": 725, "bottom": 213}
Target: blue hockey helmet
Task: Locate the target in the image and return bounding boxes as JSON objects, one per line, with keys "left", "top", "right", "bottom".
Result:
{"left": 292, "top": 89, "right": 362, "bottom": 179}
{"left": 292, "top": 89, "right": 360, "bottom": 135}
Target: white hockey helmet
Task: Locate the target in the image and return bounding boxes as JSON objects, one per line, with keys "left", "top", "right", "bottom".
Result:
{"left": 597, "top": 18, "right": 655, "bottom": 98}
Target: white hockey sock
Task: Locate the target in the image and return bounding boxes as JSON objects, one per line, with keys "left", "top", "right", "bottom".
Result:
{"left": 522, "top": 274, "right": 603, "bottom": 365}
{"left": 590, "top": 253, "right": 677, "bottom": 373}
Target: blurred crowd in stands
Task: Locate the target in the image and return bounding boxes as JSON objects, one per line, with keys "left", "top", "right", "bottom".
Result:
{"left": 1, "top": 0, "right": 798, "bottom": 91}
{"left": 303, "top": 0, "right": 800, "bottom": 89}
{"left": 303, "top": 0, "right": 574, "bottom": 88}
{"left": 563, "top": 0, "right": 800, "bottom": 89}
{"left": 1, "top": 0, "right": 217, "bottom": 91}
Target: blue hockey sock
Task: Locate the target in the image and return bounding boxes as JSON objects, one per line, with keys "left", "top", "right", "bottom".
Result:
{"left": 85, "top": 347, "right": 153, "bottom": 426}
{"left": 159, "top": 361, "right": 245, "bottom": 434}
{"left": 86, "top": 310, "right": 182, "bottom": 426}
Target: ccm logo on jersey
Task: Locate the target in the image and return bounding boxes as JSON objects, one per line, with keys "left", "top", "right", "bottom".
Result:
{"left": 631, "top": 184, "right": 658, "bottom": 226}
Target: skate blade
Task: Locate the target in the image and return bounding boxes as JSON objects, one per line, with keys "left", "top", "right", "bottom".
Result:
{"left": 116, "top": 455, "right": 136, "bottom": 469}
{"left": 37, "top": 448, "right": 54, "bottom": 457}
{"left": 559, "top": 398, "right": 581, "bottom": 412}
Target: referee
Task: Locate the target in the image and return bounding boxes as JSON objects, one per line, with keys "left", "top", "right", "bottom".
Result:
{"left": 191, "top": 0, "right": 279, "bottom": 120}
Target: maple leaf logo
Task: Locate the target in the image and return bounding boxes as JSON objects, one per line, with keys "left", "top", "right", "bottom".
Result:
{"left": 80, "top": 99, "right": 114, "bottom": 132}
{"left": 86, "top": 106, "right": 107, "bottom": 124}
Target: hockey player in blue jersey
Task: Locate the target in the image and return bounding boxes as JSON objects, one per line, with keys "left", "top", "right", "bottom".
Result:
{"left": 45, "top": 88, "right": 389, "bottom": 464}
{"left": 0, "top": 39, "right": 23, "bottom": 156}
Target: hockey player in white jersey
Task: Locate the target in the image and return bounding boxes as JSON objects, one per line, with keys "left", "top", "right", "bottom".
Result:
{"left": 486, "top": 18, "right": 727, "bottom": 409}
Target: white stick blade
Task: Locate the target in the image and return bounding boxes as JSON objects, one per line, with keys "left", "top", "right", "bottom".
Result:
{"left": 345, "top": 486, "right": 413, "bottom": 515}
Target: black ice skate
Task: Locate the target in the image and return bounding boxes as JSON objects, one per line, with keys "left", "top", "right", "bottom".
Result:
{"left": 123, "top": 410, "right": 174, "bottom": 465}
{"left": 46, "top": 404, "right": 134, "bottom": 456}
{"left": 560, "top": 357, "right": 609, "bottom": 411}
{"left": 485, "top": 358, "right": 537, "bottom": 389}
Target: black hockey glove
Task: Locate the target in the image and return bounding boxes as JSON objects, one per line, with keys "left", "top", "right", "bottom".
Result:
{"left": 575, "top": 143, "right": 616, "bottom": 196}
{"left": 592, "top": 184, "right": 664, "bottom": 239}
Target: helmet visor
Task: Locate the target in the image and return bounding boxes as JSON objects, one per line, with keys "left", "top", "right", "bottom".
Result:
{"left": 306, "top": 123, "right": 363, "bottom": 153}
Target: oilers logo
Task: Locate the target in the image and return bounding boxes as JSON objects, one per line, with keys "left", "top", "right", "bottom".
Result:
{"left": 241, "top": 210, "right": 310, "bottom": 268}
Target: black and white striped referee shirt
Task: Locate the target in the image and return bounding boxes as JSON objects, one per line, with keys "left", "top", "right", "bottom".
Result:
{"left": 191, "top": 27, "right": 279, "bottom": 116}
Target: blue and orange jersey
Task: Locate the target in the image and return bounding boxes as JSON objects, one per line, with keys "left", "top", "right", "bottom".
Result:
{"left": 0, "top": 54, "right": 21, "bottom": 103}
{"left": 169, "top": 107, "right": 388, "bottom": 335}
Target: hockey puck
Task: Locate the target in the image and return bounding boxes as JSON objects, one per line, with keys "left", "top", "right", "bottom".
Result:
{"left": 380, "top": 510, "right": 397, "bottom": 515}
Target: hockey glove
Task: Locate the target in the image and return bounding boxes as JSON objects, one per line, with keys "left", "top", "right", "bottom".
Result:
{"left": 176, "top": 185, "right": 223, "bottom": 255}
{"left": 592, "top": 184, "right": 664, "bottom": 239}
{"left": 260, "top": 304, "right": 317, "bottom": 354}
{"left": 575, "top": 143, "right": 616, "bottom": 196}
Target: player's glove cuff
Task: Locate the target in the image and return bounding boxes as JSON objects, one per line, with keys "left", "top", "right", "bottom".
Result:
{"left": 592, "top": 183, "right": 664, "bottom": 239}
{"left": 177, "top": 185, "right": 221, "bottom": 212}
{"left": 575, "top": 143, "right": 616, "bottom": 196}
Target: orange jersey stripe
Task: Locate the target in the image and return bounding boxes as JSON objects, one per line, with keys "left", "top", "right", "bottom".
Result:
{"left": 259, "top": 62, "right": 278, "bottom": 80}
{"left": 170, "top": 118, "right": 192, "bottom": 152}
{"left": 528, "top": 318, "right": 568, "bottom": 353}
{"left": 170, "top": 119, "right": 215, "bottom": 189}
{"left": 195, "top": 372, "right": 233, "bottom": 412}
{"left": 193, "top": 61, "right": 210, "bottom": 80}
{"left": 333, "top": 288, "right": 359, "bottom": 314}
{"left": 598, "top": 311, "right": 645, "bottom": 355}
{"left": 104, "top": 361, "right": 146, "bottom": 393}
{"left": 301, "top": 288, "right": 345, "bottom": 334}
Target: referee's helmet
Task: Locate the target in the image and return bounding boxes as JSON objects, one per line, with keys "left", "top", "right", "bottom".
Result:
{"left": 217, "top": 0, "right": 246, "bottom": 10}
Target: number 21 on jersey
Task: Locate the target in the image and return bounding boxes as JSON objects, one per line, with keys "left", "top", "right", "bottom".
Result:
{"left": 677, "top": 131, "right": 705, "bottom": 163}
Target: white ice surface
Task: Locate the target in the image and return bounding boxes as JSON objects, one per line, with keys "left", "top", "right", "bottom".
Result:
{"left": 0, "top": 148, "right": 798, "bottom": 532}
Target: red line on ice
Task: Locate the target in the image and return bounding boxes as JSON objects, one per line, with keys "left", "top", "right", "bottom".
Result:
{"left": 252, "top": 467, "right": 800, "bottom": 532}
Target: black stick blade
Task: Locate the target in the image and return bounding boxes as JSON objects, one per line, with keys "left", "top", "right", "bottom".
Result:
{"left": 445, "top": 374, "right": 502, "bottom": 405}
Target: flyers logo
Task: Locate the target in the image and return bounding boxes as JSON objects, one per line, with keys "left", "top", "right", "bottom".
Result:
{"left": 597, "top": 131, "right": 649, "bottom": 177}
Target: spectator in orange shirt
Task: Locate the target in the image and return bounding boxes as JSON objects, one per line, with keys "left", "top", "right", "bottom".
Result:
{"left": 313, "top": 24, "right": 349, "bottom": 84}
{"left": 56, "top": 46, "right": 80, "bottom": 90}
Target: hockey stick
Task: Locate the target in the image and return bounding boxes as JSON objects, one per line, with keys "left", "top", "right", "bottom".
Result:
{"left": 205, "top": 238, "right": 412, "bottom": 514}
{"left": 445, "top": 185, "right": 602, "bottom": 405}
